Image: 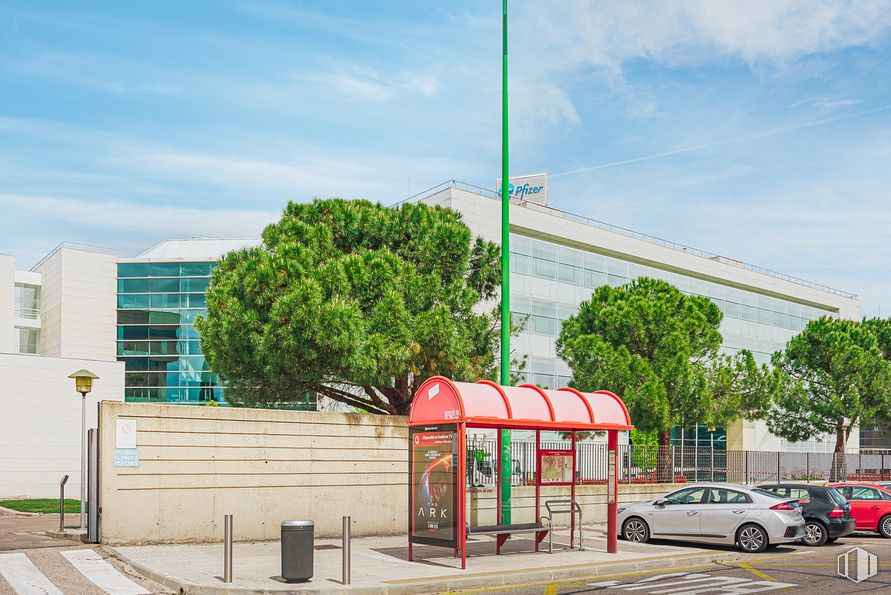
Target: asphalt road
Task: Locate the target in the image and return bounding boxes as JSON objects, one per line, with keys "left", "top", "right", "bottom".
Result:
{"left": 447, "top": 532, "right": 891, "bottom": 595}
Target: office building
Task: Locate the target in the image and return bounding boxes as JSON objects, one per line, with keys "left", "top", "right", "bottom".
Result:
{"left": 418, "top": 178, "right": 861, "bottom": 452}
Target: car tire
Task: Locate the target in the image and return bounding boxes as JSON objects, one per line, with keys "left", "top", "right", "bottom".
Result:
{"left": 622, "top": 517, "right": 650, "bottom": 544}
{"left": 878, "top": 515, "right": 891, "bottom": 538}
{"left": 736, "top": 523, "right": 768, "bottom": 553}
{"left": 803, "top": 520, "right": 829, "bottom": 546}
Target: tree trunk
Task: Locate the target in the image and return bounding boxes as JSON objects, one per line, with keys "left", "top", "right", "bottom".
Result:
{"left": 830, "top": 421, "right": 847, "bottom": 481}
{"left": 657, "top": 430, "right": 673, "bottom": 483}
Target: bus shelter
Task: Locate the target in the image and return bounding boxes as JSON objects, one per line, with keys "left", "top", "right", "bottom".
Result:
{"left": 408, "top": 376, "right": 633, "bottom": 569}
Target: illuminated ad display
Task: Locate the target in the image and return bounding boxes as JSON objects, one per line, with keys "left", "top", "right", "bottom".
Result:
{"left": 409, "top": 425, "right": 458, "bottom": 547}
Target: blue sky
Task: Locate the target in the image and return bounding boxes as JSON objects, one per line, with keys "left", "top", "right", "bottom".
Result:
{"left": 1, "top": 1, "right": 890, "bottom": 316}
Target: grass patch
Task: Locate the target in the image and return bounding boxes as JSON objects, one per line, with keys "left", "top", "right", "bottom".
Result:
{"left": 0, "top": 499, "right": 82, "bottom": 514}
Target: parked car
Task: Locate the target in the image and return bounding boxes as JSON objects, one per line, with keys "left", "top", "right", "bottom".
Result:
{"left": 755, "top": 484, "right": 854, "bottom": 546}
{"left": 618, "top": 483, "right": 805, "bottom": 553}
{"left": 831, "top": 483, "right": 891, "bottom": 537}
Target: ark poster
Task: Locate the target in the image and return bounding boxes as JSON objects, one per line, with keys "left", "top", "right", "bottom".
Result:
{"left": 409, "top": 425, "right": 458, "bottom": 546}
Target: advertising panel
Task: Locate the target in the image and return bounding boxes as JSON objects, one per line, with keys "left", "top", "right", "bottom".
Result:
{"left": 538, "top": 449, "right": 575, "bottom": 485}
{"left": 409, "top": 425, "right": 458, "bottom": 547}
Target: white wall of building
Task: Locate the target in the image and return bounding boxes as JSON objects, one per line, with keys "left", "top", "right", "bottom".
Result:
{"left": 0, "top": 254, "right": 14, "bottom": 353}
{"left": 34, "top": 246, "right": 117, "bottom": 361}
{"left": 0, "top": 354, "right": 124, "bottom": 499}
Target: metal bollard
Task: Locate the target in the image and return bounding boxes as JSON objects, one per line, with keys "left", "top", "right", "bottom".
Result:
{"left": 342, "top": 516, "right": 351, "bottom": 585}
{"left": 224, "top": 515, "right": 233, "bottom": 583}
{"left": 59, "top": 475, "right": 69, "bottom": 532}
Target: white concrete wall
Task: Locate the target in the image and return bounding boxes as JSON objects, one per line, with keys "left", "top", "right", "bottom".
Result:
{"left": 34, "top": 247, "right": 117, "bottom": 360}
{"left": 0, "top": 354, "right": 124, "bottom": 498}
{"left": 0, "top": 255, "right": 13, "bottom": 353}
{"left": 98, "top": 402, "right": 409, "bottom": 545}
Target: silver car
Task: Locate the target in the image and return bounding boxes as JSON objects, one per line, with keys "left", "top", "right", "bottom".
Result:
{"left": 618, "top": 483, "right": 805, "bottom": 552}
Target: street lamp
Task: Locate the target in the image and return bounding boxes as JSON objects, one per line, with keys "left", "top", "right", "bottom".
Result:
{"left": 68, "top": 369, "right": 98, "bottom": 530}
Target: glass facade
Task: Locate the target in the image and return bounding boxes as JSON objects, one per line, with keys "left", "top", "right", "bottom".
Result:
{"left": 117, "top": 261, "right": 223, "bottom": 404}
{"left": 508, "top": 231, "right": 837, "bottom": 391}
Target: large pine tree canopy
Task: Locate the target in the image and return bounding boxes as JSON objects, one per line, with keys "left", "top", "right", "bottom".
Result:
{"left": 196, "top": 199, "right": 502, "bottom": 414}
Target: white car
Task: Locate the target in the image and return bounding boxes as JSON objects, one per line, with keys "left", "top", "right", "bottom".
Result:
{"left": 618, "top": 483, "right": 805, "bottom": 553}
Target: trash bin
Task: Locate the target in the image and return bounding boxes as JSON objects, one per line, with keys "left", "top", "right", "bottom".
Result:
{"left": 281, "top": 520, "right": 314, "bottom": 582}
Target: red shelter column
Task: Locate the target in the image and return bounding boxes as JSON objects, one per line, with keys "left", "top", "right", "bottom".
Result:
{"left": 607, "top": 429, "right": 618, "bottom": 553}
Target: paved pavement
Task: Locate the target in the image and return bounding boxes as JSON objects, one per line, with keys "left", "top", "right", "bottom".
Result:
{"left": 111, "top": 526, "right": 734, "bottom": 594}
{"left": 455, "top": 532, "right": 891, "bottom": 594}
{"left": 0, "top": 515, "right": 169, "bottom": 595}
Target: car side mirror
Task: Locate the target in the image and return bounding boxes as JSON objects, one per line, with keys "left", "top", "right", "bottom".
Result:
{"left": 655, "top": 498, "right": 669, "bottom": 506}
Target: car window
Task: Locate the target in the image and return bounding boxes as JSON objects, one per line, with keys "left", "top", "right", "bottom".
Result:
{"left": 708, "top": 488, "right": 751, "bottom": 504}
{"left": 665, "top": 487, "right": 707, "bottom": 504}
{"left": 789, "top": 488, "right": 809, "bottom": 501}
{"left": 827, "top": 488, "right": 848, "bottom": 507}
{"left": 752, "top": 488, "right": 785, "bottom": 499}
{"left": 882, "top": 490, "right": 891, "bottom": 502}
{"left": 850, "top": 486, "right": 882, "bottom": 501}
{"left": 762, "top": 486, "right": 787, "bottom": 497}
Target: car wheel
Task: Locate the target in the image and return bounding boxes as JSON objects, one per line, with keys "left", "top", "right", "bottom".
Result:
{"left": 803, "top": 520, "right": 828, "bottom": 546}
{"left": 622, "top": 518, "right": 650, "bottom": 543}
{"left": 879, "top": 515, "right": 891, "bottom": 538}
{"left": 737, "top": 524, "right": 768, "bottom": 553}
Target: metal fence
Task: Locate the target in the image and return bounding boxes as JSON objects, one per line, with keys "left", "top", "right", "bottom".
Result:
{"left": 465, "top": 441, "right": 891, "bottom": 486}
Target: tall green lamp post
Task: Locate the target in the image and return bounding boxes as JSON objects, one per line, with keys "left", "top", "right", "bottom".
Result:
{"left": 499, "top": 0, "right": 511, "bottom": 525}
{"left": 69, "top": 369, "right": 98, "bottom": 530}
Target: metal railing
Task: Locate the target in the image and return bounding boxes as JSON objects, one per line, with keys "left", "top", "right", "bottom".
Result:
{"left": 466, "top": 442, "right": 891, "bottom": 486}
{"left": 398, "top": 180, "right": 856, "bottom": 299}
{"left": 14, "top": 305, "right": 39, "bottom": 320}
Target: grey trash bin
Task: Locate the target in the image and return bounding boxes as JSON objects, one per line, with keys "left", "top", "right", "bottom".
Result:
{"left": 281, "top": 520, "right": 314, "bottom": 582}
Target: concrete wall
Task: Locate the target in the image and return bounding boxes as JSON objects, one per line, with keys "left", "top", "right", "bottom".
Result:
{"left": 97, "top": 402, "right": 408, "bottom": 545}
{"left": 97, "top": 402, "right": 682, "bottom": 546}
{"left": 0, "top": 354, "right": 124, "bottom": 498}
{"left": 0, "top": 255, "right": 13, "bottom": 352}
{"left": 34, "top": 247, "right": 117, "bottom": 361}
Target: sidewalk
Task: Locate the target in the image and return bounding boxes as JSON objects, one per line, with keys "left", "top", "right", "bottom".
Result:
{"left": 111, "top": 527, "right": 747, "bottom": 595}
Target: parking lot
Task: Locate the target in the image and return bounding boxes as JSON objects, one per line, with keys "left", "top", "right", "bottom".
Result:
{"left": 457, "top": 532, "right": 891, "bottom": 594}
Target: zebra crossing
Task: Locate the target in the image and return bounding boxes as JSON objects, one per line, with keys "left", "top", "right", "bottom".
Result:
{"left": 0, "top": 549, "right": 150, "bottom": 595}
{"left": 587, "top": 571, "right": 797, "bottom": 593}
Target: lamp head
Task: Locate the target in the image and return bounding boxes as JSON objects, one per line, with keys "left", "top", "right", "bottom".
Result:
{"left": 68, "top": 369, "right": 99, "bottom": 395}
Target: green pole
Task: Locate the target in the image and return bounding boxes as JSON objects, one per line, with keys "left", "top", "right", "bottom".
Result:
{"left": 500, "top": 0, "right": 511, "bottom": 525}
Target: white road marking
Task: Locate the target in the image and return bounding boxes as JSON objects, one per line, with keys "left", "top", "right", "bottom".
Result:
{"left": 60, "top": 549, "right": 149, "bottom": 595}
{"left": 606, "top": 571, "right": 797, "bottom": 594}
{"left": 0, "top": 553, "right": 64, "bottom": 595}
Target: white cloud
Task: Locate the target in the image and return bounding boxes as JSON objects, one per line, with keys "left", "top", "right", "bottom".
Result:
{"left": 308, "top": 67, "right": 440, "bottom": 102}
{"left": 0, "top": 193, "right": 277, "bottom": 237}
{"left": 509, "top": 0, "right": 891, "bottom": 128}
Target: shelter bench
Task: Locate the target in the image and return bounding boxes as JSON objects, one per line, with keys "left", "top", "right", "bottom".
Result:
{"left": 467, "top": 522, "right": 550, "bottom": 553}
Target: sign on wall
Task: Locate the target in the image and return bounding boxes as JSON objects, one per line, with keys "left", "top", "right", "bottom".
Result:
{"left": 116, "top": 419, "right": 137, "bottom": 449}
{"left": 409, "top": 425, "right": 458, "bottom": 547}
{"left": 113, "top": 448, "right": 140, "bottom": 467}
{"left": 496, "top": 173, "right": 548, "bottom": 205}
{"left": 539, "top": 449, "right": 575, "bottom": 485}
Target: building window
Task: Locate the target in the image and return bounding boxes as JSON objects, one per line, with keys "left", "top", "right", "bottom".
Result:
{"left": 14, "top": 284, "right": 40, "bottom": 320}
{"left": 14, "top": 327, "right": 39, "bottom": 354}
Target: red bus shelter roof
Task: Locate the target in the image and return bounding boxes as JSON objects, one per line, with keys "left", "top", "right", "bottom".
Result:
{"left": 408, "top": 376, "right": 632, "bottom": 431}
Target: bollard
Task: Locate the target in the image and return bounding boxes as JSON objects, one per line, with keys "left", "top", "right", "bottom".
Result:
{"left": 342, "top": 516, "right": 351, "bottom": 585}
{"left": 224, "top": 514, "right": 233, "bottom": 583}
{"left": 59, "top": 475, "right": 69, "bottom": 532}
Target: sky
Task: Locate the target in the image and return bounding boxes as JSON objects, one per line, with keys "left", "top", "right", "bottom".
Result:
{"left": 1, "top": 0, "right": 890, "bottom": 316}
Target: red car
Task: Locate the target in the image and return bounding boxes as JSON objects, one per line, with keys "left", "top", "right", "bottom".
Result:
{"left": 832, "top": 483, "right": 891, "bottom": 537}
